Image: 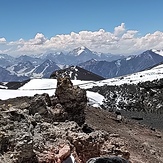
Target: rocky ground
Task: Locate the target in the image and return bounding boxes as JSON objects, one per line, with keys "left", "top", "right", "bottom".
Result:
{"left": 89, "top": 78, "right": 163, "bottom": 114}
{"left": 85, "top": 107, "right": 163, "bottom": 163}
{"left": 0, "top": 77, "right": 163, "bottom": 163}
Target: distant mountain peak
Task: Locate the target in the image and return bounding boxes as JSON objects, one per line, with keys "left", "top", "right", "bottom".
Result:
{"left": 69, "top": 46, "right": 91, "bottom": 56}
{"left": 43, "top": 59, "right": 54, "bottom": 63}
{"left": 136, "top": 50, "right": 161, "bottom": 59}
{"left": 79, "top": 46, "right": 86, "bottom": 50}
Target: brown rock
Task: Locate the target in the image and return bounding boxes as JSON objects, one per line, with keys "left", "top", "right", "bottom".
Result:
{"left": 54, "top": 76, "right": 87, "bottom": 126}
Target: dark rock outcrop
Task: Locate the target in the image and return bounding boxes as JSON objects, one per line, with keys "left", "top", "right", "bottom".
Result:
{"left": 89, "top": 78, "right": 163, "bottom": 114}
{"left": 54, "top": 76, "right": 87, "bottom": 125}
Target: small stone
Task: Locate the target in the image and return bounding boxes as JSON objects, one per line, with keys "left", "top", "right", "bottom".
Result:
{"left": 156, "top": 134, "right": 162, "bottom": 138}
{"left": 53, "top": 122, "right": 59, "bottom": 125}
{"left": 10, "top": 154, "right": 14, "bottom": 158}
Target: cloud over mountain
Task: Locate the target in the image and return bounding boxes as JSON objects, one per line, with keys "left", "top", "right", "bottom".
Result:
{"left": 1, "top": 23, "right": 163, "bottom": 56}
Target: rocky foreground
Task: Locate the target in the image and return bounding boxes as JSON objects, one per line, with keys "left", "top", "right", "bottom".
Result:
{"left": 0, "top": 77, "right": 163, "bottom": 163}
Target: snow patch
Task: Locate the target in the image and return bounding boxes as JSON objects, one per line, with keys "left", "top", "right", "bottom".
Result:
{"left": 87, "top": 91, "right": 104, "bottom": 106}
{"left": 57, "top": 64, "right": 69, "bottom": 69}
{"left": 19, "top": 79, "right": 57, "bottom": 90}
{"left": 77, "top": 49, "right": 84, "bottom": 55}
{"left": 77, "top": 46, "right": 86, "bottom": 55}
{"left": 0, "top": 85, "right": 7, "bottom": 89}
{"left": 116, "top": 60, "right": 121, "bottom": 66}
{"left": 0, "top": 89, "right": 55, "bottom": 100}
{"left": 126, "top": 57, "right": 131, "bottom": 61}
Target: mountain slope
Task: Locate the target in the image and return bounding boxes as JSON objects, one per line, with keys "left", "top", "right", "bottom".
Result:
{"left": 15, "top": 55, "right": 42, "bottom": 65}
{"left": 1, "top": 64, "right": 163, "bottom": 163}
{"left": 32, "top": 59, "right": 60, "bottom": 78}
{"left": 0, "top": 87, "right": 163, "bottom": 163}
{"left": 0, "top": 66, "right": 28, "bottom": 82}
{"left": 7, "top": 61, "right": 35, "bottom": 76}
{"left": 79, "top": 50, "right": 163, "bottom": 78}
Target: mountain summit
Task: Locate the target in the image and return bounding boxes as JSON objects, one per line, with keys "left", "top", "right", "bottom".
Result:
{"left": 68, "top": 46, "right": 91, "bottom": 56}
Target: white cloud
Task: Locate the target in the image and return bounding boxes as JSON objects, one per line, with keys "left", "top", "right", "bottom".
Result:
{"left": 29, "top": 33, "right": 47, "bottom": 45}
{"left": 0, "top": 37, "right": 6, "bottom": 44}
{"left": 1, "top": 23, "right": 163, "bottom": 56}
{"left": 114, "top": 23, "right": 126, "bottom": 36}
{"left": 122, "top": 30, "right": 138, "bottom": 39}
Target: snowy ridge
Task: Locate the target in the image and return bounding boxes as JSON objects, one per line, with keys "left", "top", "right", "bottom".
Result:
{"left": 19, "top": 79, "right": 58, "bottom": 90}
{"left": 75, "top": 63, "right": 163, "bottom": 89}
{"left": 79, "top": 49, "right": 163, "bottom": 79}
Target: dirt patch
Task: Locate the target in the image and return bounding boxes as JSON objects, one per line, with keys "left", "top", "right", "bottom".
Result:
{"left": 85, "top": 107, "right": 163, "bottom": 163}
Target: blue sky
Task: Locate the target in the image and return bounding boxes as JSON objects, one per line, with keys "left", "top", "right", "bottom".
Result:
{"left": 0, "top": 0, "right": 163, "bottom": 55}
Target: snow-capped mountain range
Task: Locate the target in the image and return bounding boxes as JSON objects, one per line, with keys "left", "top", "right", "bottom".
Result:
{"left": 79, "top": 49, "right": 163, "bottom": 78}
{"left": 35, "top": 46, "right": 123, "bottom": 65}
{"left": 0, "top": 46, "right": 123, "bottom": 82}
{"left": 0, "top": 47, "right": 163, "bottom": 82}
{"left": 1, "top": 57, "right": 163, "bottom": 90}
